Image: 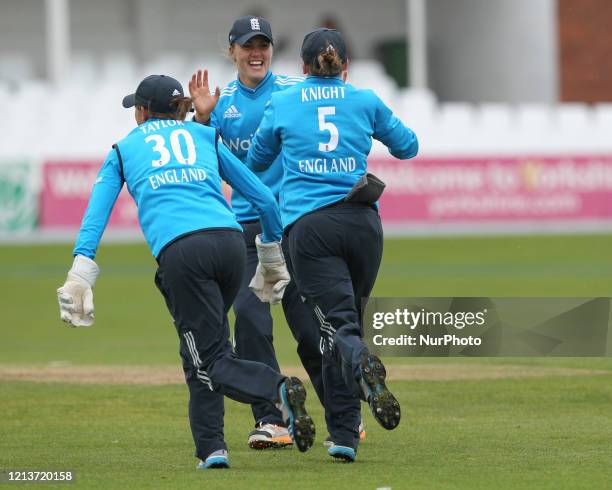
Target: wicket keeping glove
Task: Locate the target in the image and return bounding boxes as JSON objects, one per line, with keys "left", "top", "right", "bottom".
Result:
{"left": 249, "top": 235, "right": 290, "bottom": 304}
{"left": 57, "top": 255, "right": 100, "bottom": 327}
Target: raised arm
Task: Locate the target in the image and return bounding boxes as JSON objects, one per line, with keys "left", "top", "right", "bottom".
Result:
{"left": 372, "top": 93, "right": 419, "bottom": 160}
{"left": 189, "top": 69, "right": 221, "bottom": 125}
{"left": 246, "top": 100, "right": 282, "bottom": 172}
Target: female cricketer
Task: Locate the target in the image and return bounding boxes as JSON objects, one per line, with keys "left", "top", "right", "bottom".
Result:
{"left": 194, "top": 15, "right": 359, "bottom": 450}
{"left": 246, "top": 28, "right": 419, "bottom": 462}
{"left": 56, "top": 73, "right": 315, "bottom": 469}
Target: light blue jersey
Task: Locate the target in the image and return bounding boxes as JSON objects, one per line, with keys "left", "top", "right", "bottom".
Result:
{"left": 247, "top": 75, "right": 419, "bottom": 228}
{"left": 210, "top": 70, "right": 304, "bottom": 222}
{"left": 74, "top": 119, "right": 282, "bottom": 259}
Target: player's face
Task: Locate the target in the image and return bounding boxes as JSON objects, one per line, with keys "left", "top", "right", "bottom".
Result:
{"left": 232, "top": 36, "right": 273, "bottom": 88}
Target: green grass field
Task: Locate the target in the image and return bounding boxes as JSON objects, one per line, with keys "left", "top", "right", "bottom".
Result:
{"left": 1, "top": 235, "right": 612, "bottom": 489}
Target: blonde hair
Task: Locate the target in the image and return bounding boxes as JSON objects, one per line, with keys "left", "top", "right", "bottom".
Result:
{"left": 309, "top": 43, "right": 344, "bottom": 77}
{"left": 147, "top": 96, "right": 193, "bottom": 121}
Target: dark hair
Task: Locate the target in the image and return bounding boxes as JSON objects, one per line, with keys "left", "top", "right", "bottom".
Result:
{"left": 146, "top": 96, "right": 192, "bottom": 121}
{"left": 309, "top": 43, "right": 344, "bottom": 77}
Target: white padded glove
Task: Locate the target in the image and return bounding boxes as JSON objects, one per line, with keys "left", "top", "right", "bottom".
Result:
{"left": 57, "top": 255, "right": 100, "bottom": 327}
{"left": 249, "top": 235, "right": 290, "bottom": 304}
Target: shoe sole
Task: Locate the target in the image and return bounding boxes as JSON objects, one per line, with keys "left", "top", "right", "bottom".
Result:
{"left": 284, "top": 377, "right": 315, "bottom": 452}
{"left": 330, "top": 453, "right": 355, "bottom": 462}
{"left": 248, "top": 438, "right": 293, "bottom": 450}
{"left": 328, "top": 447, "right": 356, "bottom": 463}
{"left": 197, "top": 458, "right": 229, "bottom": 469}
{"left": 361, "top": 355, "right": 401, "bottom": 430}
{"left": 204, "top": 461, "right": 229, "bottom": 469}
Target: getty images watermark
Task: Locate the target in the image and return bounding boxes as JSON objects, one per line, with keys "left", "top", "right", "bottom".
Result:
{"left": 363, "top": 298, "right": 612, "bottom": 357}
{"left": 371, "top": 306, "right": 487, "bottom": 347}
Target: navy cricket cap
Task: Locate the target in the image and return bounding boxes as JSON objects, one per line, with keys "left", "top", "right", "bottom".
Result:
{"left": 229, "top": 16, "right": 273, "bottom": 45}
{"left": 301, "top": 28, "right": 347, "bottom": 65}
{"left": 122, "top": 75, "right": 185, "bottom": 113}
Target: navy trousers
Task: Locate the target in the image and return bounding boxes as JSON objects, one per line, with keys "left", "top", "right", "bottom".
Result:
{"left": 233, "top": 221, "right": 325, "bottom": 426}
{"left": 155, "top": 229, "right": 286, "bottom": 460}
{"left": 286, "top": 202, "right": 384, "bottom": 449}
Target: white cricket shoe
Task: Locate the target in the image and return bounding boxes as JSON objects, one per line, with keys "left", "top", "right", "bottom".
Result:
{"left": 248, "top": 422, "right": 293, "bottom": 449}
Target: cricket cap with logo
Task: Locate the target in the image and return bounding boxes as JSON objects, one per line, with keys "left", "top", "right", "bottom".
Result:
{"left": 122, "top": 75, "right": 185, "bottom": 114}
{"left": 228, "top": 15, "right": 273, "bottom": 45}
{"left": 301, "top": 28, "right": 347, "bottom": 65}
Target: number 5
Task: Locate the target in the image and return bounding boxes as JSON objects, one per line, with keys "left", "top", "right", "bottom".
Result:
{"left": 318, "top": 106, "right": 338, "bottom": 152}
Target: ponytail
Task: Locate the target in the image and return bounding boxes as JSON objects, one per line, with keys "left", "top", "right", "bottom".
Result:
{"left": 168, "top": 96, "right": 193, "bottom": 121}
{"left": 148, "top": 96, "right": 193, "bottom": 121}
{"left": 310, "top": 43, "right": 344, "bottom": 77}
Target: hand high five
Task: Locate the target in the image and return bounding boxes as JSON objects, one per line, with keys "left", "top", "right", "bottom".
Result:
{"left": 189, "top": 69, "right": 221, "bottom": 124}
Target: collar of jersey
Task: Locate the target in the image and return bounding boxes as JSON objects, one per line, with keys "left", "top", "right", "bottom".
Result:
{"left": 139, "top": 117, "right": 163, "bottom": 124}
{"left": 304, "top": 75, "right": 344, "bottom": 85}
{"left": 237, "top": 70, "right": 273, "bottom": 95}
{"left": 132, "top": 117, "right": 168, "bottom": 133}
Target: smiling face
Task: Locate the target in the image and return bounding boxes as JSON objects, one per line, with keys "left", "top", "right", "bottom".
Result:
{"left": 230, "top": 36, "right": 273, "bottom": 89}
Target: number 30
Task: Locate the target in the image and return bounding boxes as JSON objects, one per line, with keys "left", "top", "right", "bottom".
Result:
{"left": 318, "top": 106, "right": 339, "bottom": 152}
{"left": 145, "top": 129, "right": 197, "bottom": 167}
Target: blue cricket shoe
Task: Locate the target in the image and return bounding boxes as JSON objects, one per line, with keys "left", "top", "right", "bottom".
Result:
{"left": 197, "top": 449, "right": 229, "bottom": 469}
{"left": 278, "top": 377, "right": 315, "bottom": 452}
{"left": 328, "top": 445, "right": 356, "bottom": 463}
{"left": 360, "top": 354, "right": 401, "bottom": 430}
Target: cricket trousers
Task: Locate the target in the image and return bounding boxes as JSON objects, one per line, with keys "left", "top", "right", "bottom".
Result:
{"left": 233, "top": 221, "right": 325, "bottom": 426}
{"left": 154, "top": 229, "right": 286, "bottom": 460}
{"left": 285, "top": 201, "right": 384, "bottom": 449}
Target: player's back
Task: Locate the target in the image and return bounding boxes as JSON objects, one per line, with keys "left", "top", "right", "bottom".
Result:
{"left": 270, "top": 76, "right": 385, "bottom": 226}
{"left": 116, "top": 119, "right": 239, "bottom": 256}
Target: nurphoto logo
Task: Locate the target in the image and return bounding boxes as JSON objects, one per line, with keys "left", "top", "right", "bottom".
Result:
{"left": 364, "top": 297, "right": 611, "bottom": 357}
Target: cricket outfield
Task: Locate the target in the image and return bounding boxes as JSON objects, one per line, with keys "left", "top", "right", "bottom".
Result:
{"left": 1, "top": 235, "right": 612, "bottom": 489}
